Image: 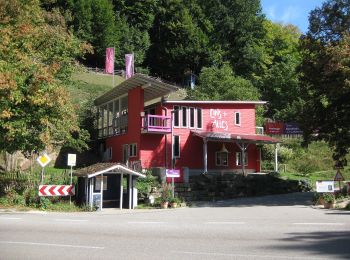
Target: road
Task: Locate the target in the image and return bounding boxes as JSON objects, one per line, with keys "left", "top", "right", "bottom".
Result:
{"left": 0, "top": 192, "right": 349, "bottom": 260}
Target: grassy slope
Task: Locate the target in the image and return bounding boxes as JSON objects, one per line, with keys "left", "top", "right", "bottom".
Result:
{"left": 68, "top": 71, "right": 124, "bottom": 105}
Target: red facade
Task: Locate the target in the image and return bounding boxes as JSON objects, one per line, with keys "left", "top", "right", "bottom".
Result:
{"left": 96, "top": 75, "right": 277, "bottom": 181}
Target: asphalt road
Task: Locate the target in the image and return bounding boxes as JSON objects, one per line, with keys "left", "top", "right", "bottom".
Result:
{"left": 0, "top": 192, "right": 349, "bottom": 260}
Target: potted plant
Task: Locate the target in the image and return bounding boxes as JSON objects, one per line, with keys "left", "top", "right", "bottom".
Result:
{"left": 323, "top": 193, "right": 335, "bottom": 209}
{"left": 160, "top": 184, "right": 172, "bottom": 209}
{"left": 170, "top": 197, "right": 181, "bottom": 208}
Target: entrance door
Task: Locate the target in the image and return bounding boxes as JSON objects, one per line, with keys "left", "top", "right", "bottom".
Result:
{"left": 123, "top": 144, "right": 129, "bottom": 166}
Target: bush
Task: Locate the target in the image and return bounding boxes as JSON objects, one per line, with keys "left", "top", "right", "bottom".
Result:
{"left": 136, "top": 169, "right": 160, "bottom": 195}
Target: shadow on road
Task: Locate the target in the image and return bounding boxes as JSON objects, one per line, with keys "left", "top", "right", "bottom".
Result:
{"left": 190, "top": 192, "right": 314, "bottom": 207}
{"left": 270, "top": 230, "right": 350, "bottom": 259}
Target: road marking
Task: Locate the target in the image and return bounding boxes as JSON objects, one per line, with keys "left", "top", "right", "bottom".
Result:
{"left": 293, "top": 223, "right": 345, "bottom": 226}
{"left": 0, "top": 241, "right": 104, "bottom": 250}
{"left": 0, "top": 217, "right": 22, "bottom": 220}
{"left": 205, "top": 221, "right": 245, "bottom": 225}
{"left": 172, "top": 251, "right": 327, "bottom": 260}
{"left": 54, "top": 219, "right": 88, "bottom": 222}
{"left": 128, "top": 221, "right": 165, "bottom": 224}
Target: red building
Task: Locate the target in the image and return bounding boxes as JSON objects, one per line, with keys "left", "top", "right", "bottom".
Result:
{"left": 95, "top": 74, "right": 279, "bottom": 182}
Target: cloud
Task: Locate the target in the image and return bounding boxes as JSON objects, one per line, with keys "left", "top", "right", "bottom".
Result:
{"left": 266, "top": 5, "right": 276, "bottom": 20}
{"left": 280, "top": 6, "right": 301, "bottom": 24}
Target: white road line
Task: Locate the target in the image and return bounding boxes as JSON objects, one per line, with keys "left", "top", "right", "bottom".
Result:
{"left": 54, "top": 219, "right": 88, "bottom": 222}
{"left": 0, "top": 217, "right": 22, "bottom": 220}
{"left": 293, "top": 223, "right": 345, "bottom": 226}
{"left": 205, "top": 221, "right": 245, "bottom": 225}
{"left": 0, "top": 241, "right": 104, "bottom": 250}
{"left": 172, "top": 251, "right": 327, "bottom": 260}
{"left": 128, "top": 221, "right": 165, "bottom": 224}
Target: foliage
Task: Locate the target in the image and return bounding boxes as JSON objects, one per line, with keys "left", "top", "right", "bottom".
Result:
{"left": 298, "top": 0, "right": 350, "bottom": 167}
{"left": 0, "top": 0, "right": 90, "bottom": 155}
{"left": 160, "top": 183, "right": 172, "bottom": 203}
{"left": 135, "top": 169, "right": 160, "bottom": 195}
{"left": 322, "top": 193, "right": 335, "bottom": 203}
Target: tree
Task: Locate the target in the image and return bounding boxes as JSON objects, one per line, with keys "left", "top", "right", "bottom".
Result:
{"left": 0, "top": 0, "right": 89, "bottom": 155}
{"left": 298, "top": 0, "right": 350, "bottom": 166}
{"left": 189, "top": 63, "right": 263, "bottom": 125}
{"left": 146, "top": 0, "right": 212, "bottom": 82}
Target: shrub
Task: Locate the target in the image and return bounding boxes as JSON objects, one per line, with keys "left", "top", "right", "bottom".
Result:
{"left": 323, "top": 193, "right": 335, "bottom": 203}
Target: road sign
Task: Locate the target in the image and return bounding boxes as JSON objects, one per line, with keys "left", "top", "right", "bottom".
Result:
{"left": 316, "top": 181, "right": 335, "bottom": 193}
{"left": 36, "top": 153, "right": 52, "bottom": 167}
{"left": 334, "top": 170, "right": 344, "bottom": 181}
{"left": 67, "top": 154, "right": 76, "bottom": 166}
{"left": 38, "top": 185, "right": 75, "bottom": 196}
{"left": 166, "top": 169, "right": 180, "bottom": 178}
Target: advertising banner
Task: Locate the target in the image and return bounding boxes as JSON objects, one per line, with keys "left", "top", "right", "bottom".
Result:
{"left": 265, "top": 122, "right": 284, "bottom": 135}
{"left": 284, "top": 123, "right": 303, "bottom": 135}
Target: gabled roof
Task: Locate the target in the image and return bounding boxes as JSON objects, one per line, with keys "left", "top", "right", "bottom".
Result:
{"left": 94, "top": 74, "right": 179, "bottom": 106}
{"left": 74, "top": 163, "right": 146, "bottom": 178}
{"left": 192, "top": 131, "right": 279, "bottom": 144}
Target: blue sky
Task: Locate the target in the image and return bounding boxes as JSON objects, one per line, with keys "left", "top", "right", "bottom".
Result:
{"left": 261, "top": 0, "right": 325, "bottom": 33}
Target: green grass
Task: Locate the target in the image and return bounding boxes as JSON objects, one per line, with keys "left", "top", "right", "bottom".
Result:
{"left": 68, "top": 71, "right": 124, "bottom": 105}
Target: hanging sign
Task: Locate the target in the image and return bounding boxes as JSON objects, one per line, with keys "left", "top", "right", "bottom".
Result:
{"left": 166, "top": 169, "right": 180, "bottom": 178}
{"left": 36, "top": 153, "right": 52, "bottom": 168}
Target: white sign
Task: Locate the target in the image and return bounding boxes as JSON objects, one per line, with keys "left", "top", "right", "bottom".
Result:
{"left": 316, "top": 180, "right": 335, "bottom": 193}
{"left": 67, "top": 153, "right": 77, "bottom": 167}
{"left": 36, "top": 152, "right": 52, "bottom": 168}
{"left": 166, "top": 169, "right": 180, "bottom": 178}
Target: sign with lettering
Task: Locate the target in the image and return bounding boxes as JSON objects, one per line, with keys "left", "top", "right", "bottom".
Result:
{"left": 265, "top": 122, "right": 284, "bottom": 135}
{"left": 316, "top": 181, "right": 335, "bottom": 193}
{"left": 166, "top": 169, "right": 180, "bottom": 178}
{"left": 284, "top": 123, "right": 303, "bottom": 135}
{"left": 210, "top": 109, "right": 228, "bottom": 131}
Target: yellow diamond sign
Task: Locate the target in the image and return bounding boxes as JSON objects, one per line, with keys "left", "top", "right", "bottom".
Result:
{"left": 36, "top": 153, "right": 52, "bottom": 167}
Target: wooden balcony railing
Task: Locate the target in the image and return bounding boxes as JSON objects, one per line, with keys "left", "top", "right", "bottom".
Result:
{"left": 141, "top": 114, "right": 171, "bottom": 134}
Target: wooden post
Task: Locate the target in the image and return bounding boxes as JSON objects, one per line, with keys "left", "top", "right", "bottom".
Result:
{"left": 128, "top": 174, "right": 132, "bottom": 209}
{"left": 100, "top": 174, "right": 104, "bottom": 210}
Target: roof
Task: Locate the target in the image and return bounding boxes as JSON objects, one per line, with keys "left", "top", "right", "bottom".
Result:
{"left": 94, "top": 74, "right": 179, "bottom": 106}
{"left": 74, "top": 163, "right": 146, "bottom": 178}
{"left": 164, "top": 100, "right": 267, "bottom": 105}
{"left": 191, "top": 131, "right": 279, "bottom": 144}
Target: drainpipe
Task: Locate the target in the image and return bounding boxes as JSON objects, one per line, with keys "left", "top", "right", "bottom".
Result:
{"left": 161, "top": 98, "right": 168, "bottom": 169}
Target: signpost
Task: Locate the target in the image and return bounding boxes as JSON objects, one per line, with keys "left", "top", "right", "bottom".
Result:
{"left": 166, "top": 169, "right": 180, "bottom": 197}
{"left": 67, "top": 154, "right": 77, "bottom": 205}
{"left": 36, "top": 152, "right": 52, "bottom": 184}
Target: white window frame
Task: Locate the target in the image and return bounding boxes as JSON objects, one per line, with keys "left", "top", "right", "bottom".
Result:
{"left": 234, "top": 111, "right": 241, "bottom": 126}
{"left": 236, "top": 152, "right": 248, "bottom": 166}
{"left": 215, "top": 151, "right": 228, "bottom": 166}
{"left": 189, "top": 107, "right": 195, "bottom": 128}
{"left": 196, "top": 107, "right": 203, "bottom": 129}
{"left": 181, "top": 106, "right": 188, "bottom": 128}
{"left": 173, "top": 106, "right": 180, "bottom": 128}
{"left": 173, "top": 135, "right": 180, "bottom": 158}
{"left": 128, "top": 143, "right": 137, "bottom": 157}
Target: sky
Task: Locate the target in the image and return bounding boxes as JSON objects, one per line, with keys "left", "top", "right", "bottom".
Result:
{"left": 261, "top": 0, "right": 325, "bottom": 33}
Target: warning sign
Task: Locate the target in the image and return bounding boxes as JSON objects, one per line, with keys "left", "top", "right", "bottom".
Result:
{"left": 36, "top": 153, "right": 52, "bottom": 168}
{"left": 334, "top": 170, "right": 344, "bottom": 181}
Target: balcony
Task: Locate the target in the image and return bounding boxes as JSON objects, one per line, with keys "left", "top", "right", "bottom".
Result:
{"left": 141, "top": 114, "right": 171, "bottom": 134}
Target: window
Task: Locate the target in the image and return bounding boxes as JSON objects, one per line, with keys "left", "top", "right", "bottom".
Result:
{"left": 235, "top": 112, "right": 241, "bottom": 126}
{"left": 189, "top": 107, "right": 195, "bottom": 128}
{"left": 106, "top": 147, "right": 112, "bottom": 160}
{"left": 182, "top": 107, "right": 188, "bottom": 127}
{"left": 173, "top": 135, "right": 180, "bottom": 158}
{"left": 216, "top": 152, "right": 228, "bottom": 166}
{"left": 129, "top": 143, "right": 137, "bottom": 157}
{"left": 197, "top": 108, "right": 202, "bottom": 128}
{"left": 94, "top": 176, "right": 107, "bottom": 192}
{"left": 236, "top": 152, "right": 248, "bottom": 166}
{"left": 173, "top": 106, "right": 180, "bottom": 127}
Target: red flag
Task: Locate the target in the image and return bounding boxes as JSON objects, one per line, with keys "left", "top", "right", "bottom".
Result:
{"left": 105, "top": 47, "right": 114, "bottom": 74}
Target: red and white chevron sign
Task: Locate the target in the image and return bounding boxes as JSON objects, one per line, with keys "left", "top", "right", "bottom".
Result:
{"left": 38, "top": 185, "right": 75, "bottom": 197}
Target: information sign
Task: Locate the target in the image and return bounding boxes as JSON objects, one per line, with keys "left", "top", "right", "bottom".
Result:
{"left": 166, "top": 169, "right": 180, "bottom": 178}
{"left": 67, "top": 153, "right": 77, "bottom": 167}
{"left": 316, "top": 180, "right": 335, "bottom": 193}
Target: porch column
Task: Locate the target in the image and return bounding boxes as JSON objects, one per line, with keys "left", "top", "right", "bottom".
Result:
{"left": 100, "top": 174, "right": 104, "bottom": 210}
{"left": 203, "top": 138, "right": 208, "bottom": 173}
{"left": 120, "top": 174, "right": 123, "bottom": 209}
{"left": 89, "top": 178, "right": 93, "bottom": 210}
{"left": 85, "top": 177, "right": 88, "bottom": 205}
{"left": 237, "top": 142, "right": 249, "bottom": 176}
{"left": 274, "top": 143, "right": 279, "bottom": 172}
{"left": 128, "top": 174, "right": 132, "bottom": 209}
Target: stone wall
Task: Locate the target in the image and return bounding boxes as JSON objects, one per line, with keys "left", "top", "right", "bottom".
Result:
{"left": 175, "top": 173, "right": 311, "bottom": 201}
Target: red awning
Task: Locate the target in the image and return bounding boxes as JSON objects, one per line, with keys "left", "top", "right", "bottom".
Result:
{"left": 191, "top": 131, "right": 279, "bottom": 144}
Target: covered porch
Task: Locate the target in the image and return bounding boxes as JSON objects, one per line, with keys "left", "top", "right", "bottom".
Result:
{"left": 74, "top": 163, "right": 145, "bottom": 210}
{"left": 191, "top": 131, "right": 280, "bottom": 175}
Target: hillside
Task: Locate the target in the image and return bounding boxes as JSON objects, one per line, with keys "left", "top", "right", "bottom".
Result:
{"left": 69, "top": 71, "right": 125, "bottom": 105}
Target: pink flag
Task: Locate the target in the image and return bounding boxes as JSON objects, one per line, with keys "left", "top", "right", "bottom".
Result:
{"left": 125, "top": 54, "right": 134, "bottom": 79}
{"left": 105, "top": 47, "right": 114, "bottom": 74}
